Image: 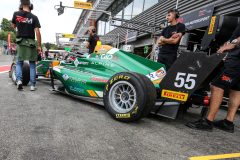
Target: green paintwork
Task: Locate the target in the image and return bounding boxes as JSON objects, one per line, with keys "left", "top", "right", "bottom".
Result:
{"left": 36, "top": 60, "right": 53, "bottom": 76}
{"left": 53, "top": 48, "right": 166, "bottom": 98}
{"left": 12, "top": 56, "right": 54, "bottom": 77}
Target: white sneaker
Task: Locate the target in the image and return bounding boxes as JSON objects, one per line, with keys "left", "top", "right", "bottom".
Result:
{"left": 17, "top": 81, "right": 23, "bottom": 90}
{"left": 30, "top": 86, "right": 36, "bottom": 91}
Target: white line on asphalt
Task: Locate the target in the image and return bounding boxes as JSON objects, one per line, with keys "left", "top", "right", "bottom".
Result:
{"left": 0, "top": 71, "right": 9, "bottom": 74}
{"left": 0, "top": 65, "right": 11, "bottom": 67}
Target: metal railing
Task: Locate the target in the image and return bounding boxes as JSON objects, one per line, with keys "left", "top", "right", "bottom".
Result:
{"left": 75, "top": 0, "right": 114, "bottom": 38}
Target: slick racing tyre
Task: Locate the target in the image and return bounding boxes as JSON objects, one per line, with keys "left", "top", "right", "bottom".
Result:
{"left": 22, "top": 62, "right": 30, "bottom": 86}
{"left": 104, "top": 72, "right": 156, "bottom": 122}
{"left": 11, "top": 62, "right": 30, "bottom": 86}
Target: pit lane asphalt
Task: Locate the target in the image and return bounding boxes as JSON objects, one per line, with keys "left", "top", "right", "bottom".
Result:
{"left": 0, "top": 55, "right": 239, "bottom": 160}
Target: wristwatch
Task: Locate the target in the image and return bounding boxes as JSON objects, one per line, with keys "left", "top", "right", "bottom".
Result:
{"left": 230, "top": 39, "right": 239, "bottom": 45}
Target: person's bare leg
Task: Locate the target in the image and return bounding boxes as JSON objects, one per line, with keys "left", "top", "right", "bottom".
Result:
{"left": 226, "top": 90, "right": 240, "bottom": 122}
{"left": 207, "top": 85, "right": 224, "bottom": 121}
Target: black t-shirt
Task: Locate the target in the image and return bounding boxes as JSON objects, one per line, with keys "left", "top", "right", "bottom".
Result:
{"left": 12, "top": 11, "right": 41, "bottom": 39}
{"left": 88, "top": 34, "right": 99, "bottom": 54}
{"left": 159, "top": 23, "right": 186, "bottom": 54}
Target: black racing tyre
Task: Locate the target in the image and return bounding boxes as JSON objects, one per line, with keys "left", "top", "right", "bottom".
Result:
{"left": 22, "top": 62, "right": 30, "bottom": 86}
{"left": 10, "top": 62, "right": 30, "bottom": 86}
{"left": 131, "top": 72, "right": 157, "bottom": 117}
{"left": 103, "top": 72, "right": 157, "bottom": 122}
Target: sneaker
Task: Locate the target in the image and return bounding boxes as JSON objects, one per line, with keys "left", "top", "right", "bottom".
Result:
{"left": 30, "top": 86, "right": 36, "bottom": 91}
{"left": 17, "top": 81, "right": 23, "bottom": 90}
{"left": 214, "top": 119, "right": 234, "bottom": 133}
{"left": 186, "top": 118, "right": 213, "bottom": 131}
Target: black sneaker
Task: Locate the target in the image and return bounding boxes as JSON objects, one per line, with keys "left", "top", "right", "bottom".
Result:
{"left": 16, "top": 81, "right": 23, "bottom": 90}
{"left": 213, "top": 119, "right": 234, "bottom": 133}
{"left": 186, "top": 118, "right": 213, "bottom": 131}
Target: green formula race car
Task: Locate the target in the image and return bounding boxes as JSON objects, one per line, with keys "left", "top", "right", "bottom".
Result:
{"left": 51, "top": 46, "right": 164, "bottom": 122}
{"left": 50, "top": 45, "right": 225, "bottom": 122}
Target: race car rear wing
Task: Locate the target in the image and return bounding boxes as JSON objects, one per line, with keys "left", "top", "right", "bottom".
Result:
{"left": 159, "top": 52, "right": 225, "bottom": 103}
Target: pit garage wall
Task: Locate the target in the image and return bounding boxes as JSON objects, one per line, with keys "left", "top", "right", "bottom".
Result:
{"left": 107, "top": 0, "right": 240, "bottom": 45}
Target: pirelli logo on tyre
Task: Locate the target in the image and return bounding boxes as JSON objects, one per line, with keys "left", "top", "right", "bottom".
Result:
{"left": 116, "top": 113, "right": 131, "bottom": 119}
{"left": 161, "top": 90, "right": 188, "bottom": 102}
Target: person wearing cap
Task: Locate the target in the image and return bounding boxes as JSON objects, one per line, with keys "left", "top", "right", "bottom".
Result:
{"left": 12, "top": 0, "right": 42, "bottom": 91}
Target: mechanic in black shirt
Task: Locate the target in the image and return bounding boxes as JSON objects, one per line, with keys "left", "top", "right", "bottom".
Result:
{"left": 158, "top": 9, "right": 186, "bottom": 70}
{"left": 86, "top": 26, "right": 99, "bottom": 54}
{"left": 186, "top": 24, "right": 240, "bottom": 133}
{"left": 12, "top": 0, "right": 42, "bottom": 91}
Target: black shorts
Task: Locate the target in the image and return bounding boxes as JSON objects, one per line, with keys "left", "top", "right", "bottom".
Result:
{"left": 212, "top": 49, "right": 240, "bottom": 91}
{"left": 158, "top": 53, "right": 177, "bottom": 71}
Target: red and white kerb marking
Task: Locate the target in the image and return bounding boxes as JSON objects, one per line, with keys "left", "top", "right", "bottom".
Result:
{"left": 0, "top": 65, "right": 11, "bottom": 74}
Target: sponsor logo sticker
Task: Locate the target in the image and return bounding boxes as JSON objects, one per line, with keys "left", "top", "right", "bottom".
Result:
{"left": 62, "top": 74, "right": 69, "bottom": 81}
{"left": 161, "top": 89, "right": 188, "bottom": 102}
{"left": 91, "top": 77, "right": 108, "bottom": 83}
{"left": 69, "top": 86, "right": 85, "bottom": 94}
{"left": 74, "top": 59, "right": 79, "bottom": 67}
{"left": 91, "top": 61, "right": 114, "bottom": 67}
{"left": 146, "top": 67, "right": 166, "bottom": 83}
{"left": 208, "top": 16, "right": 216, "bottom": 35}
{"left": 70, "top": 77, "right": 87, "bottom": 84}
{"left": 95, "top": 54, "right": 118, "bottom": 60}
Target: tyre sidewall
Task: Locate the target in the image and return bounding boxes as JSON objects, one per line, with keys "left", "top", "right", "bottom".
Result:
{"left": 131, "top": 73, "right": 157, "bottom": 117}
{"left": 104, "top": 72, "right": 147, "bottom": 122}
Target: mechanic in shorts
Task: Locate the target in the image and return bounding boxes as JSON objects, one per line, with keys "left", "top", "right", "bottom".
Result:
{"left": 158, "top": 9, "right": 186, "bottom": 70}
{"left": 12, "top": 0, "right": 42, "bottom": 91}
{"left": 85, "top": 26, "right": 99, "bottom": 54}
{"left": 186, "top": 24, "right": 240, "bottom": 133}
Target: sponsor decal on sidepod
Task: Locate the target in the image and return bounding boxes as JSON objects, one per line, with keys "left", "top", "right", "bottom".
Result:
{"left": 146, "top": 67, "right": 166, "bottom": 84}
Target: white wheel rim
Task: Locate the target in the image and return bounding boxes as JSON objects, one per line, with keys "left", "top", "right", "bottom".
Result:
{"left": 109, "top": 81, "right": 137, "bottom": 113}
